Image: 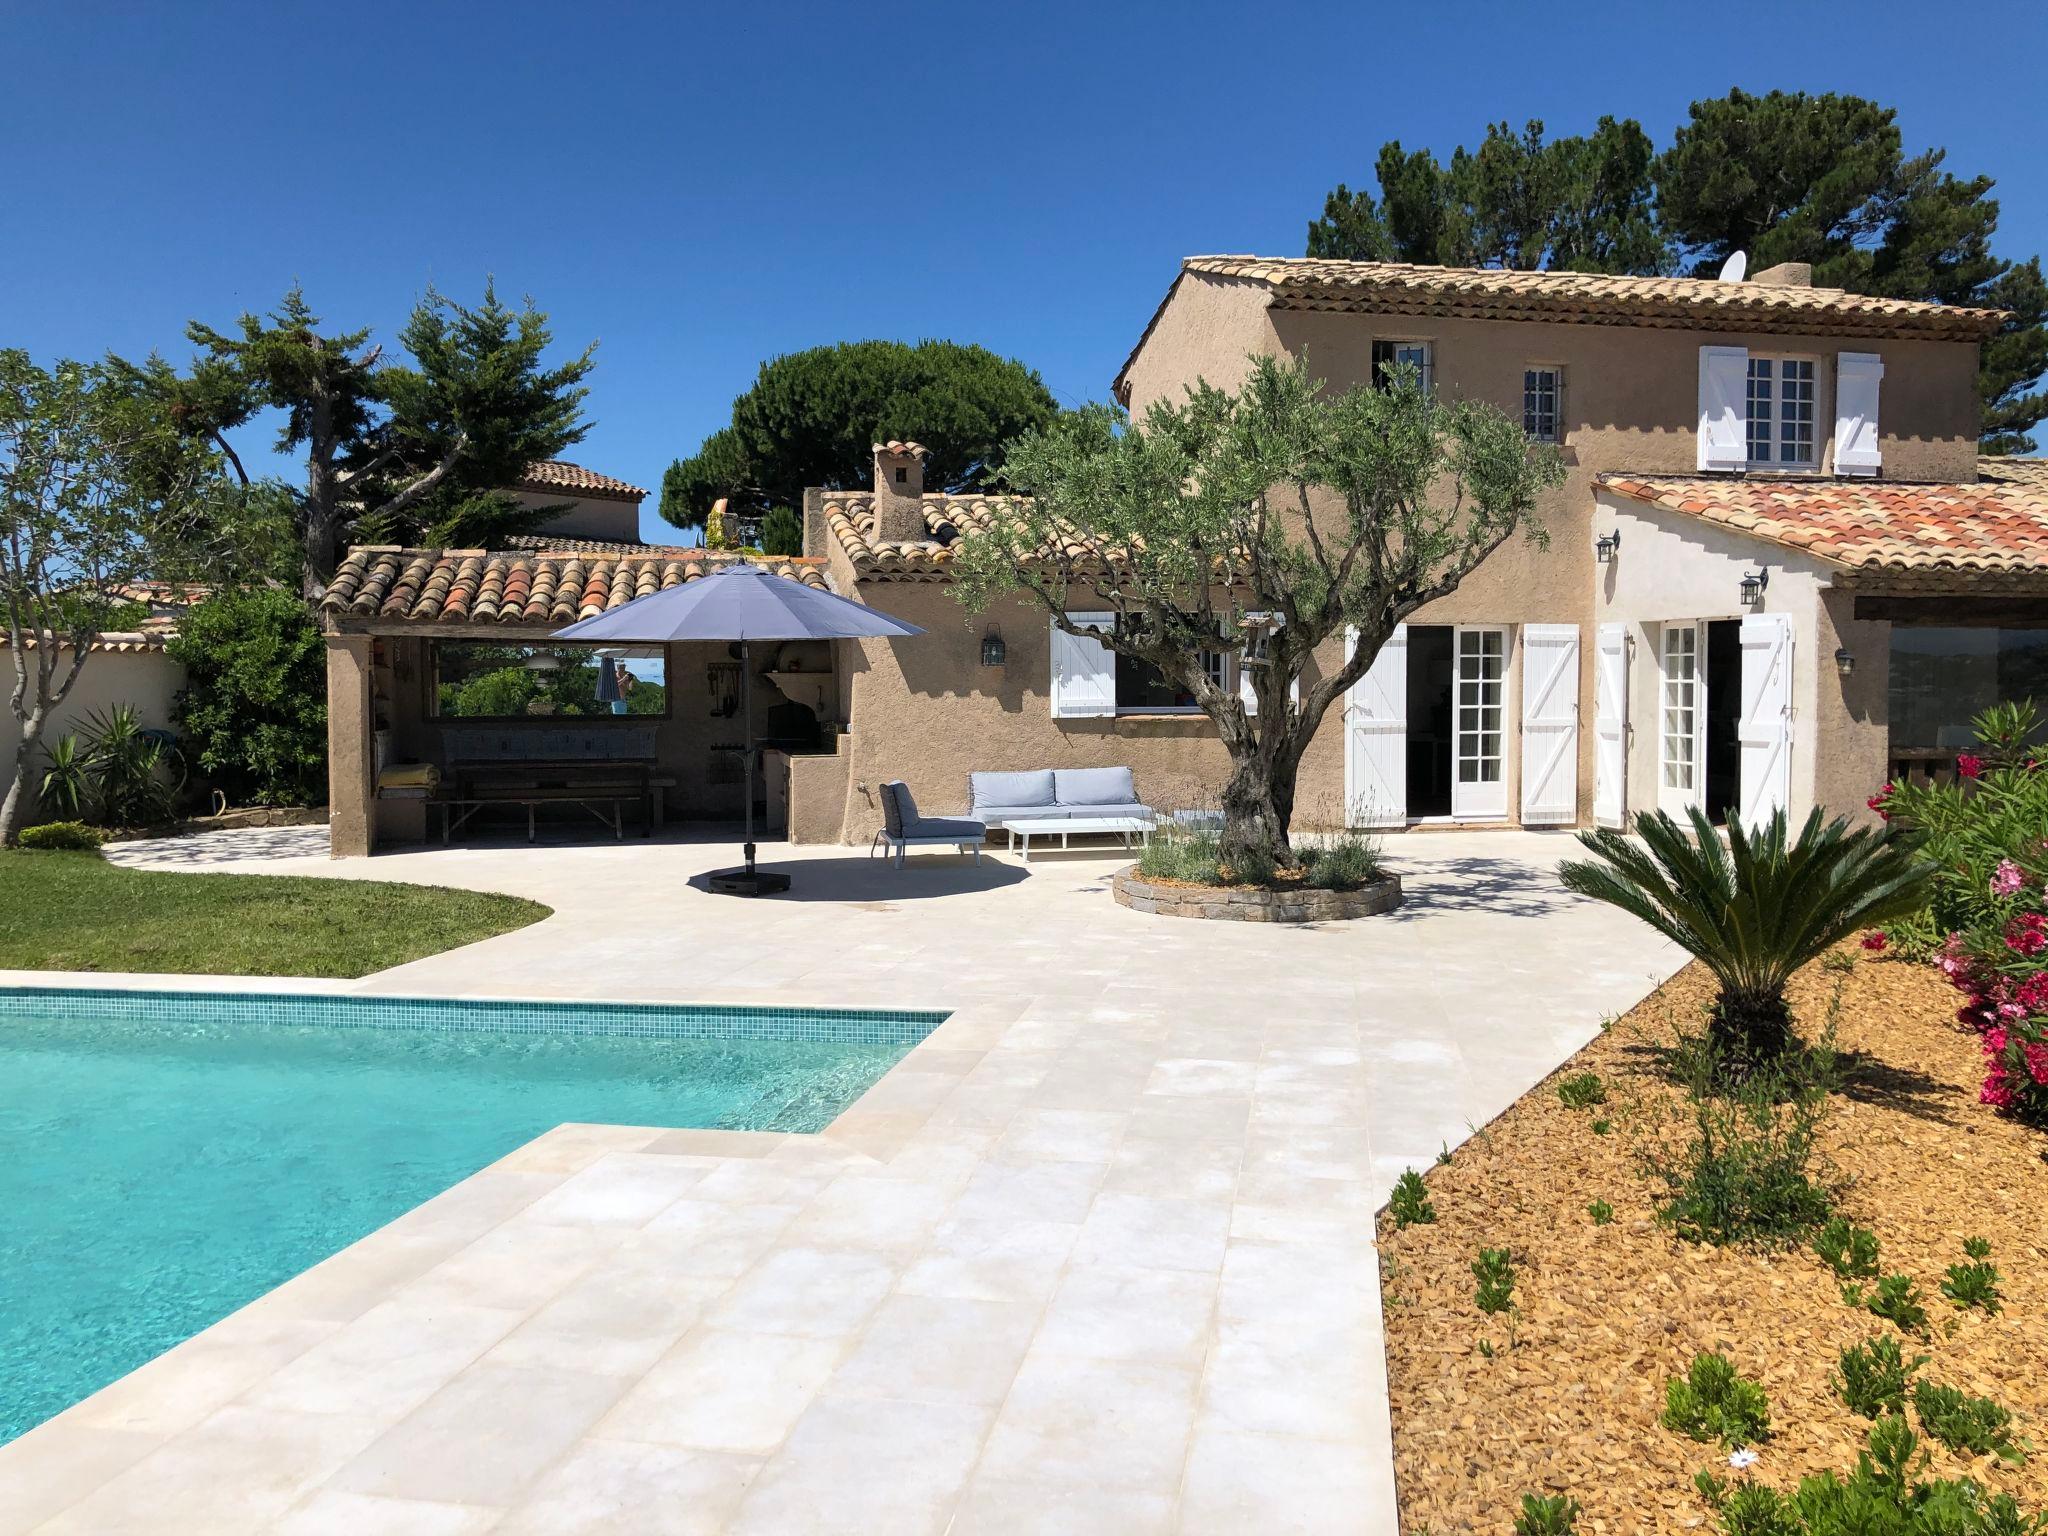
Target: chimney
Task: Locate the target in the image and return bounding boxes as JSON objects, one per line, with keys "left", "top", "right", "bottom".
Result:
{"left": 870, "top": 440, "right": 931, "bottom": 545}
{"left": 1750, "top": 262, "right": 1813, "bottom": 288}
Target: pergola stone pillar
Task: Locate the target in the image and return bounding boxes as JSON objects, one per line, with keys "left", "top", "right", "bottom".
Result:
{"left": 326, "top": 634, "right": 376, "bottom": 857}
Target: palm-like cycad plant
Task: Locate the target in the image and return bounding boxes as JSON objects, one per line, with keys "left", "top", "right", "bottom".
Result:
{"left": 1560, "top": 807, "right": 1927, "bottom": 1075}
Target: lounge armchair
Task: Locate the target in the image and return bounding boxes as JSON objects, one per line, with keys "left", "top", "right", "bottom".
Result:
{"left": 968, "top": 767, "right": 1154, "bottom": 826}
{"left": 872, "top": 780, "right": 985, "bottom": 868}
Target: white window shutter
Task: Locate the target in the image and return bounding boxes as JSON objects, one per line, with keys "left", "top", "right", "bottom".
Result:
{"left": 1519, "top": 624, "right": 1580, "bottom": 825}
{"left": 1737, "top": 614, "right": 1793, "bottom": 831}
{"left": 1051, "top": 612, "right": 1115, "bottom": 718}
{"left": 1834, "top": 352, "right": 1883, "bottom": 476}
{"left": 1593, "top": 623, "right": 1628, "bottom": 829}
{"left": 1698, "top": 346, "right": 1749, "bottom": 472}
{"left": 1238, "top": 615, "right": 1300, "bottom": 716}
{"left": 1344, "top": 624, "right": 1407, "bottom": 828}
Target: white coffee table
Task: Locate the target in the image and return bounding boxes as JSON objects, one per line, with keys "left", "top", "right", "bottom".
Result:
{"left": 998, "top": 816, "right": 1153, "bottom": 861}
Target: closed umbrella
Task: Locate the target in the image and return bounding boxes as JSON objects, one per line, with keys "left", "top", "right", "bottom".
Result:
{"left": 555, "top": 562, "right": 923, "bottom": 895}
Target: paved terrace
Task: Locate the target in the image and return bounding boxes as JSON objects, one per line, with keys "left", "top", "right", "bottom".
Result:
{"left": 0, "top": 828, "right": 1683, "bottom": 1535}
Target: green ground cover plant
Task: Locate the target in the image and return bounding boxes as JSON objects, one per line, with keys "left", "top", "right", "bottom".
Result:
{"left": 1557, "top": 1071, "right": 1607, "bottom": 1108}
{"left": 1662, "top": 1351, "right": 1772, "bottom": 1449}
{"left": 1472, "top": 1248, "right": 1515, "bottom": 1314}
{"left": 1389, "top": 1170, "right": 1436, "bottom": 1228}
{"left": 0, "top": 849, "right": 549, "bottom": 977}
{"left": 1835, "top": 1336, "right": 1927, "bottom": 1419}
{"left": 1815, "top": 1218, "right": 1882, "bottom": 1281}
{"left": 1914, "top": 1382, "right": 2027, "bottom": 1465}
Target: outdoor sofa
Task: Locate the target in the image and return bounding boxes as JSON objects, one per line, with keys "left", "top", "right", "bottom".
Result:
{"left": 967, "top": 768, "right": 1154, "bottom": 827}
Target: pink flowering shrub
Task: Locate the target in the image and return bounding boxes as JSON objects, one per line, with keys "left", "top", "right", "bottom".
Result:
{"left": 1880, "top": 702, "right": 2048, "bottom": 1127}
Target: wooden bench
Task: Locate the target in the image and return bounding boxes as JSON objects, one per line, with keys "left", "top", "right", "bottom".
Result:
{"left": 434, "top": 725, "right": 672, "bottom": 845}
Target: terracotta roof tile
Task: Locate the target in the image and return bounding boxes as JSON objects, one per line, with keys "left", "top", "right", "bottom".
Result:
{"left": 512, "top": 460, "right": 649, "bottom": 501}
{"left": 872, "top": 440, "right": 930, "bottom": 458}
{"left": 1598, "top": 459, "right": 2048, "bottom": 591}
{"left": 321, "top": 545, "right": 827, "bottom": 625}
{"left": 823, "top": 491, "right": 1023, "bottom": 581}
{"left": 0, "top": 631, "right": 169, "bottom": 654}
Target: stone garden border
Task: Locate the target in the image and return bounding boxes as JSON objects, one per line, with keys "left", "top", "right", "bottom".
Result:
{"left": 1112, "top": 864, "right": 1402, "bottom": 922}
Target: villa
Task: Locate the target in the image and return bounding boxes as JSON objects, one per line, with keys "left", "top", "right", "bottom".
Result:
{"left": 321, "top": 257, "right": 2048, "bottom": 856}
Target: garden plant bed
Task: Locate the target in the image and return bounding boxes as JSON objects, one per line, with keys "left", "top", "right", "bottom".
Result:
{"left": 1112, "top": 864, "right": 1401, "bottom": 921}
{"left": 1378, "top": 955, "right": 2048, "bottom": 1532}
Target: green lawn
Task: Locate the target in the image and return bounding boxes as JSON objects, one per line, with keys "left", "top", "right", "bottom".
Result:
{"left": 0, "top": 850, "right": 552, "bottom": 978}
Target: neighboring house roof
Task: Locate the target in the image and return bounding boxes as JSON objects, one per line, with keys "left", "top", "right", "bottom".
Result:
{"left": 1598, "top": 459, "right": 2048, "bottom": 592}
{"left": 1114, "top": 255, "right": 2008, "bottom": 398}
{"left": 511, "top": 460, "right": 649, "bottom": 502}
{"left": 320, "top": 545, "right": 826, "bottom": 627}
{"left": 0, "top": 631, "right": 170, "bottom": 653}
{"left": 499, "top": 533, "right": 677, "bottom": 556}
{"left": 824, "top": 491, "right": 1023, "bottom": 582}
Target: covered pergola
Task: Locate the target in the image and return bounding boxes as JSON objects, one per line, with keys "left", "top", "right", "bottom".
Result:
{"left": 317, "top": 543, "right": 860, "bottom": 856}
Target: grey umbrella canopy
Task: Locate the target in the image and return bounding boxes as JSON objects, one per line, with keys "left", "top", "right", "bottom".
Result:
{"left": 554, "top": 562, "right": 923, "bottom": 895}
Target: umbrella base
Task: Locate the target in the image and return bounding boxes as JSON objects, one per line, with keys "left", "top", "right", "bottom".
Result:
{"left": 707, "top": 866, "right": 792, "bottom": 897}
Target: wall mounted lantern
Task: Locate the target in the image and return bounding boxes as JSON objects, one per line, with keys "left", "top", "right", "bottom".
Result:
{"left": 980, "top": 628, "right": 1007, "bottom": 668}
{"left": 1594, "top": 531, "right": 1621, "bottom": 564}
{"left": 1835, "top": 647, "right": 1855, "bottom": 678}
{"left": 1739, "top": 568, "right": 1770, "bottom": 605}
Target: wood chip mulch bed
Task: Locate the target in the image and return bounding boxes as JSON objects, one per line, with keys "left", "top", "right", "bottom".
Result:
{"left": 1379, "top": 954, "right": 2048, "bottom": 1533}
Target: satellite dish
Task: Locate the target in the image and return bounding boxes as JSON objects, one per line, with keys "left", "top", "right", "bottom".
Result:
{"left": 1718, "top": 251, "right": 1748, "bottom": 283}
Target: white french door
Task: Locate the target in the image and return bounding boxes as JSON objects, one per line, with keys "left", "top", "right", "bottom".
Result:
{"left": 1658, "top": 624, "right": 1703, "bottom": 818}
{"left": 1452, "top": 626, "right": 1508, "bottom": 820}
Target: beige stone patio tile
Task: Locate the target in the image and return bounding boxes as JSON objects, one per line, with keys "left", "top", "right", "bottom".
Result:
{"left": 1141, "top": 1056, "right": 1262, "bottom": 1098}
{"left": 1104, "top": 1133, "right": 1242, "bottom": 1202}
{"left": 515, "top": 1150, "right": 717, "bottom": 1228}
{"left": 487, "top": 1122, "right": 671, "bottom": 1174}
{"left": 727, "top": 1395, "right": 991, "bottom": 1535}
{"left": 975, "top": 1351, "right": 1198, "bottom": 1491}
{"left": 403, "top": 1219, "right": 626, "bottom": 1313}
{"left": 486, "top": 1268, "right": 729, "bottom": 1378}
{"left": 375, "top": 1167, "right": 562, "bottom": 1245}
{"left": 1197, "top": 1330, "right": 1382, "bottom": 1440}
{"left": 495, "top": 1440, "right": 761, "bottom": 1535}
{"left": 1178, "top": 1425, "right": 1395, "bottom": 1534}
{"left": 273, "top": 1490, "right": 500, "bottom": 1535}
{"left": 36, "top": 1404, "right": 387, "bottom": 1536}
{"left": 1242, "top": 1126, "right": 1376, "bottom": 1184}
{"left": 896, "top": 1216, "right": 1080, "bottom": 1306}
{"left": 242, "top": 1299, "right": 526, "bottom": 1420}
{"left": 1069, "top": 1190, "right": 1231, "bottom": 1273}
{"left": 65, "top": 1317, "right": 338, "bottom": 1439}
{"left": 948, "top": 1473, "right": 1175, "bottom": 1536}
{"left": 1162, "top": 1023, "right": 1268, "bottom": 1062}
{"left": 827, "top": 1293, "right": 1037, "bottom": 1407}
{"left": 633, "top": 1196, "right": 801, "bottom": 1279}
{"left": 638, "top": 1127, "right": 782, "bottom": 1159}
{"left": 595, "top": 1329, "right": 846, "bottom": 1454}
{"left": 1228, "top": 1201, "right": 1375, "bottom": 1248}
{"left": 256, "top": 1230, "right": 473, "bottom": 1325}
{"left": 704, "top": 1246, "right": 899, "bottom": 1339}
{"left": 329, "top": 1362, "right": 627, "bottom": 1507}
{"left": 0, "top": 1421, "right": 159, "bottom": 1536}
{"left": 990, "top": 1107, "right": 1128, "bottom": 1165}
{"left": 685, "top": 1156, "right": 843, "bottom": 1206}
{"left": 1124, "top": 1093, "right": 1252, "bottom": 1143}
{"left": 950, "top": 1158, "right": 1106, "bottom": 1225}
{"left": 777, "top": 1172, "right": 956, "bottom": 1253}
{"left": 1032, "top": 1262, "right": 1216, "bottom": 1368}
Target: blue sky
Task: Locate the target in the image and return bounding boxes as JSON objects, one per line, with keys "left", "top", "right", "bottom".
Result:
{"left": 6, "top": 0, "right": 2045, "bottom": 541}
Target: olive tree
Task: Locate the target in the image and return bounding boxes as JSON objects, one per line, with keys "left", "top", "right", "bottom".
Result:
{"left": 950, "top": 353, "right": 1564, "bottom": 867}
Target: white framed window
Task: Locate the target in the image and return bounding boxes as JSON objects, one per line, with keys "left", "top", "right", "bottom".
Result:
{"left": 1372, "top": 339, "right": 1434, "bottom": 395}
{"left": 1746, "top": 356, "right": 1817, "bottom": 468}
{"left": 1660, "top": 625, "right": 1699, "bottom": 807}
{"left": 1112, "top": 616, "right": 1226, "bottom": 713}
{"left": 1523, "top": 366, "right": 1562, "bottom": 442}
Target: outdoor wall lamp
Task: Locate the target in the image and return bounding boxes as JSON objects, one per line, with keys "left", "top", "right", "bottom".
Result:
{"left": 1594, "top": 531, "right": 1621, "bottom": 563}
{"left": 1835, "top": 647, "right": 1855, "bottom": 677}
{"left": 1739, "top": 568, "right": 1770, "bottom": 605}
{"left": 980, "top": 628, "right": 1007, "bottom": 667}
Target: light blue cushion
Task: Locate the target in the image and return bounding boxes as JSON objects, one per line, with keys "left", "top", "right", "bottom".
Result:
{"left": 1055, "top": 802, "right": 1150, "bottom": 821}
{"left": 973, "top": 803, "right": 1068, "bottom": 825}
{"left": 1053, "top": 767, "right": 1136, "bottom": 807}
{"left": 970, "top": 770, "right": 1057, "bottom": 812}
{"left": 907, "top": 816, "right": 985, "bottom": 840}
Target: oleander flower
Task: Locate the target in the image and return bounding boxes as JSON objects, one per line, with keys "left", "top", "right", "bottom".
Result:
{"left": 1860, "top": 931, "right": 1888, "bottom": 952}
{"left": 1958, "top": 753, "right": 1984, "bottom": 780}
{"left": 1992, "top": 859, "right": 2026, "bottom": 898}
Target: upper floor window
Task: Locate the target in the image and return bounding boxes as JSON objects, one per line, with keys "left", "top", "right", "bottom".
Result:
{"left": 1523, "top": 367, "right": 1562, "bottom": 442}
{"left": 1372, "top": 339, "right": 1434, "bottom": 395}
{"left": 1746, "top": 356, "right": 1817, "bottom": 467}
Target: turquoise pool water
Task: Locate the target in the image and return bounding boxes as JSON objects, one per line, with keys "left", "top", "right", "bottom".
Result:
{"left": 0, "top": 987, "right": 942, "bottom": 1445}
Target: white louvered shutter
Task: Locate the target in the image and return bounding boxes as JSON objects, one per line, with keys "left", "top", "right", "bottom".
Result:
{"left": 1697, "top": 346, "right": 1750, "bottom": 472}
{"left": 1834, "top": 352, "right": 1884, "bottom": 476}
{"left": 1593, "top": 624, "right": 1628, "bottom": 829}
{"left": 1345, "top": 625, "right": 1407, "bottom": 828}
{"left": 1737, "top": 614, "right": 1794, "bottom": 830}
{"left": 1050, "top": 612, "right": 1115, "bottom": 718}
{"left": 1519, "top": 625, "right": 1580, "bottom": 826}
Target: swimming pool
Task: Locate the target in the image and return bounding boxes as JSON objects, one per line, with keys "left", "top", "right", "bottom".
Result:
{"left": 0, "top": 986, "right": 944, "bottom": 1445}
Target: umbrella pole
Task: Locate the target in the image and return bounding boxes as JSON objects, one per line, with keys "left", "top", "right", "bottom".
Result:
{"left": 741, "top": 638, "right": 755, "bottom": 874}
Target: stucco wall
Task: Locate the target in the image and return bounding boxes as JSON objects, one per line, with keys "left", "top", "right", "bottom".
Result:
{"left": 512, "top": 490, "right": 643, "bottom": 545}
{"left": 1, "top": 646, "right": 186, "bottom": 823}
{"left": 1593, "top": 491, "right": 1890, "bottom": 827}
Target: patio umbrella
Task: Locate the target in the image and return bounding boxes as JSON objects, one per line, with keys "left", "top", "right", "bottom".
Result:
{"left": 554, "top": 562, "right": 923, "bottom": 895}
